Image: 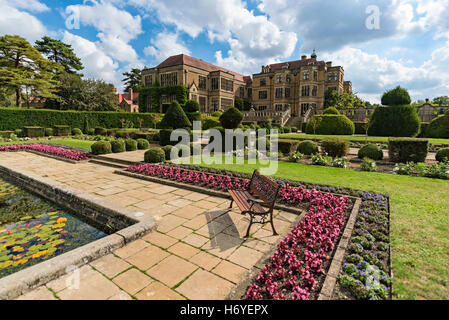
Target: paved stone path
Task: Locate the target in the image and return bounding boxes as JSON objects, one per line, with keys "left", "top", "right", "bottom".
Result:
{"left": 0, "top": 152, "right": 298, "bottom": 300}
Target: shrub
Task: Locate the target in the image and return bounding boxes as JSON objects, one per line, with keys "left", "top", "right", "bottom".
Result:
{"left": 426, "top": 115, "right": 449, "bottom": 138}
{"left": 368, "top": 105, "right": 420, "bottom": 137}
{"left": 54, "top": 125, "right": 71, "bottom": 136}
{"left": 0, "top": 108, "right": 157, "bottom": 131}
{"left": 393, "top": 163, "right": 414, "bottom": 175}
{"left": 162, "top": 145, "right": 175, "bottom": 160}
{"left": 116, "top": 130, "right": 137, "bottom": 139}
{"left": 311, "top": 154, "right": 332, "bottom": 166}
{"left": 144, "top": 148, "right": 165, "bottom": 163}
{"left": 418, "top": 122, "right": 430, "bottom": 138}
{"left": 184, "top": 100, "right": 200, "bottom": 112}
{"left": 321, "top": 138, "right": 349, "bottom": 157}
{"left": 277, "top": 139, "right": 300, "bottom": 155}
{"left": 43, "top": 128, "right": 53, "bottom": 137}
{"left": 23, "top": 126, "right": 44, "bottom": 138}
{"left": 14, "top": 129, "right": 23, "bottom": 137}
{"left": 283, "top": 126, "right": 292, "bottom": 133}
{"left": 305, "top": 115, "right": 355, "bottom": 135}
{"left": 159, "top": 101, "right": 192, "bottom": 129}
{"left": 332, "top": 157, "right": 349, "bottom": 168}
{"left": 323, "top": 107, "right": 340, "bottom": 115}
{"left": 358, "top": 143, "right": 383, "bottom": 160}
{"left": 91, "top": 141, "right": 112, "bottom": 155}
{"left": 203, "top": 117, "right": 221, "bottom": 130}
{"left": 186, "top": 112, "right": 201, "bottom": 124}
{"left": 87, "top": 128, "right": 95, "bottom": 135}
{"left": 360, "top": 158, "right": 377, "bottom": 172}
{"left": 388, "top": 138, "right": 428, "bottom": 163}
{"left": 95, "top": 127, "right": 107, "bottom": 136}
{"left": 160, "top": 129, "right": 173, "bottom": 146}
{"left": 0, "top": 131, "right": 13, "bottom": 139}
{"left": 381, "top": 86, "right": 411, "bottom": 106}
{"left": 72, "top": 128, "right": 83, "bottom": 136}
{"left": 152, "top": 131, "right": 160, "bottom": 141}
{"left": 136, "top": 138, "right": 150, "bottom": 150}
{"left": 354, "top": 122, "right": 368, "bottom": 135}
{"left": 107, "top": 128, "right": 118, "bottom": 137}
{"left": 436, "top": 148, "right": 449, "bottom": 162}
{"left": 162, "top": 103, "right": 171, "bottom": 113}
{"left": 219, "top": 107, "right": 244, "bottom": 129}
{"left": 111, "top": 139, "right": 126, "bottom": 153}
{"left": 287, "top": 152, "right": 304, "bottom": 163}
{"left": 125, "top": 139, "right": 138, "bottom": 151}
{"left": 297, "top": 140, "right": 319, "bottom": 155}
{"left": 211, "top": 111, "right": 223, "bottom": 117}
{"left": 291, "top": 127, "right": 298, "bottom": 133}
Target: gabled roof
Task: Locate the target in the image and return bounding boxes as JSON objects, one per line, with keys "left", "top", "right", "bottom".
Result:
{"left": 156, "top": 54, "right": 250, "bottom": 83}
{"left": 261, "top": 58, "right": 326, "bottom": 74}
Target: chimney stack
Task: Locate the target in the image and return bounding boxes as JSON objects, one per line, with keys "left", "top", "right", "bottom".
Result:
{"left": 301, "top": 55, "right": 307, "bottom": 60}
{"left": 326, "top": 61, "right": 332, "bottom": 67}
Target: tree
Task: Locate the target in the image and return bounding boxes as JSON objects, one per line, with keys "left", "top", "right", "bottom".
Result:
{"left": 35, "top": 36, "right": 83, "bottom": 75}
{"left": 432, "top": 96, "right": 449, "bottom": 106}
{"left": 324, "top": 89, "right": 363, "bottom": 110}
{"left": 122, "top": 68, "right": 142, "bottom": 92}
{"left": 0, "top": 86, "right": 15, "bottom": 107}
{"left": 0, "top": 35, "right": 60, "bottom": 107}
{"left": 381, "top": 86, "right": 411, "bottom": 106}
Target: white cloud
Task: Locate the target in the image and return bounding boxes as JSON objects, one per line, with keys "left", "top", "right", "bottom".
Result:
{"left": 6, "top": 0, "right": 50, "bottom": 13}
{"left": 0, "top": 0, "right": 47, "bottom": 42}
{"left": 144, "top": 32, "right": 191, "bottom": 62}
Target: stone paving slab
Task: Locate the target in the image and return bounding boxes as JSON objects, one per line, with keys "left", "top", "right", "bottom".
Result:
{"left": 2, "top": 152, "right": 302, "bottom": 300}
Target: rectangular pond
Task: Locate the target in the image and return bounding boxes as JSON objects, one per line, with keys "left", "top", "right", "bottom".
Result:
{"left": 0, "top": 178, "right": 107, "bottom": 279}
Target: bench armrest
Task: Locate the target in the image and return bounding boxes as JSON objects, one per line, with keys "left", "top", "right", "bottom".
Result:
{"left": 248, "top": 198, "right": 271, "bottom": 206}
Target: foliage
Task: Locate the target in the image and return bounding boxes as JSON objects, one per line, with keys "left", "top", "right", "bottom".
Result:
{"left": 332, "top": 157, "right": 349, "bottom": 168}
{"left": 211, "top": 111, "right": 223, "bottom": 117}
{"left": 72, "top": 128, "right": 83, "bottom": 136}
{"left": 203, "top": 116, "right": 221, "bottom": 130}
{"left": 53, "top": 125, "right": 70, "bottom": 137}
{"left": 111, "top": 139, "right": 126, "bottom": 153}
{"left": 136, "top": 138, "right": 150, "bottom": 150}
{"left": 159, "top": 101, "right": 192, "bottom": 129}
{"left": 426, "top": 115, "right": 449, "bottom": 138}
{"left": 44, "top": 128, "right": 53, "bottom": 137}
{"left": 305, "top": 115, "right": 355, "bottom": 135}
{"left": 287, "top": 152, "right": 304, "bottom": 163}
{"left": 323, "top": 107, "right": 340, "bottom": 115}
{"left": 122, "top": 68, "right": 142, "bottom": 92}
{"left": 34, "top": 36, "right": 83, "bottom": 75}
{"left": 144, "top": 148, "right": 166, "bottom": 163}
{"left": 436, "top": 148, "right": 449, "bottom": 163}
{"left": 324, "top": 89, "right": 363, "bottom": 110}
{"left": 297, "top": 140, "right": 319, "bottom": 155}
{"left": 0, "top": 35, "right": 60, "bottom": 107}
{"left": 311, "top": 154, "right": 333, "bottom": 166}
{"left": 125, "top": 139, "right": 138, "bottom": 151}
{"left": 368, "top": 105, "right": 421, "bottom": 137}
{"left": 360, "top": 158, "right": 377, "bottom": 172}
{"left": 23, "top": 127, "right": 44, "bottom": 138}
{"left": 278, "top": 139, "right": 300, "bottom": 155}
{"left": 138, "top": 83, "right": 189, "bottom": 113}
{"left": 388, "top": 138, "right": 428, "bottom": 163}
{"left": 184, "top": 100, "right": 200, "bottom": 112}
{"left": 321, "top": 138, "right": 349, "bottom": 157}
{"left": 381, "top": 86, "right": 411, "bottom": 106}
{"left": 219, "top": 107, "right": 244, "bottom": 129}
{"left": 91, "top": 141, "right": 112, "bottom": 155}
{"left": 358, "top": 143, "right": 383, "bottom": 160}
{"left": 0, "top": 108, "right": 157, "bottom": 131}
{"left": 432, "top": 96, "right": 449, "bottom": 106}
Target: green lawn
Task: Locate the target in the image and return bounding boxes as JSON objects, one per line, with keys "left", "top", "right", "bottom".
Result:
{"left": 0, "top": 138, "right": 95, "bottom": 151}
{"left": 187, "top": 156, "right": 449, "bottom": 300}
{"left": 279, "top": 133, "right": 449, "bottom": 145}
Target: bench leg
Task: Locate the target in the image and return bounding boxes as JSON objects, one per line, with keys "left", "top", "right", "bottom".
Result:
{"left": 229, "top": 199, "right": 234, "bottom": 209}
{"left": 245, "top": 215, "right": 253, "bottom": 238}
{"left": 270, "top": 212, "right": 278, "bottom": 236}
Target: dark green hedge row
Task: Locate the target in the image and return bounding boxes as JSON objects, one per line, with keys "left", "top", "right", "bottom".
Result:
{"left": 426, "top": 115, "right": 449, "bottom": 138}
{"left": 388, "top": 138, "right": 428, "bottom": 163}
{"left": 0, "top": 108, "right": 160, "bottom": 131}
{"left": 354, "top": 122, "right": 368, "bottom": 135}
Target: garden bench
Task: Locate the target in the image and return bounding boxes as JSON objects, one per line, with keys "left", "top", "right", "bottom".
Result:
{"left": 228, "top": 170, "right": 281, "bottom": 238}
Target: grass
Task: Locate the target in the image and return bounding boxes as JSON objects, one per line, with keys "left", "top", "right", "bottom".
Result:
{"left": 279, "top": 133, "right": 449, "bottom": 145}
{"left": 185, "top": 156, "right": 449, "bottom": 300}
{"left": 0, "top": 138, "right": 95, "bottom": 151}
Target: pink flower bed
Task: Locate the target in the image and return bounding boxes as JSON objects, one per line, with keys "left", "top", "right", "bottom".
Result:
{"left": 126, "top": 163, "right": 350, "bottom": 300}
{"left": 0, "top": 144, "right": 90, "bottom": 161}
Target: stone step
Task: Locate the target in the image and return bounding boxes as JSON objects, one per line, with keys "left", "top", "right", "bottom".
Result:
{"left": 89, "top": 159, "right": 129, "bottom": 169}
{"left": 92, "top": 155, "right": 138, "bottom": 167}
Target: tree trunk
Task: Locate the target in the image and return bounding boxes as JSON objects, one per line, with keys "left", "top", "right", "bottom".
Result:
{"left": 16, "top": 88, "right": 22, "bottom": 108}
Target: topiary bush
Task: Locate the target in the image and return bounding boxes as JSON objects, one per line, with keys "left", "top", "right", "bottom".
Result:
{"left": 184, "top": 100, "right": 200, "bottom": 112}
{"left": 203, "top": 117, "right": 221, "bottom": 130}
{"left": 435, "top": 148, "right": 449, "bottom": 162}
{"left": 381, "top": 86, "right": 411, "bottom": 106}
{"left": 91, "top": 141, "right": 112, "bottom": 155}
{"left": 14, "top": 129, "right": 23, "bottom": 138}
{"left": 72, "top": 128, "right": 83, "bottom": 136}
{"left": 144, "top": 148, "right": 165, "bottom": 163}
{"left": 291, "top": 127, "right": 298, "bottom": 133}
{"left": 388, "top": 138, "right": 428, "bottom": 163}
{"left": 24, "top": 126, "right": 44, "bottom": 138}
{"left": 278, "top": 139, "right": 300, "bottom": 155}
{"left": 159, "top": 101, "right": 192, "bottom": 129}
{"left": 368, "top": 105, "right": 420, "bottom": 137}
{"left": 137, "top": 138, "right": 150, "bottom": 150}
{"left": 53, "top": 125, "right": 71, "bottom": 136}
{"left": 305, "top": 115, "right": 355, "bottom": 135}
{"left": 219, "top": 107, "right": 244, "bottom": 129}
{"left": 283, "top": 126, "right": 292, "bottom": 133}
{"left": 426, "top": 115, "right": 449, "bottom": 138}
{"left": 321, "top": 138, "right": 349, "bottom": 157}
{"left": 125, "top": 139, "right": 138, "bottom": 151}
{"left": 95, "top": 127, "right": 107, "bottom": 136}
{"left": 162, "top": 145, "right": 175, "bottom": 160}
{"left": 44, "top": 128, "right": 53, "bottom": 137}
{"left": 111, "top": 139, "right": 126, "bottom": 153}
{"left": 297, "top": 140, "right": 319, "bottom": 155}
{"left": 0, "top": 131, "right": 13, "bottom": 139}
{"left": 323, "top": 107, "right": 340, "bottom": 115}
{"left": 358, "top": 143, "right": 383, "bottom": 160}
{"left": 87, "top": 128, "right": 95, "bottom": 135}
{"left": 211, "top": 111, "right": 223, "bottom": 117}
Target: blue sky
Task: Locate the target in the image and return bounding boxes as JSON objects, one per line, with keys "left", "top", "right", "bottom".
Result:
{"left": 1, "top": 0, "right": 448, "bottom": 103}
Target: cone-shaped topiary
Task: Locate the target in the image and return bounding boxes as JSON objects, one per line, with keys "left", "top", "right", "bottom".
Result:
{"left": 159, "top": 101, "right": 192, "bottom": 129}
{"left": 219, "top": 107, "right": 244, "bottom": 129}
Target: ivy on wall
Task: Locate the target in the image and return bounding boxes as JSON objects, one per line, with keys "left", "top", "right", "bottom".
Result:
{"left": 138, "top": 82, "right": 189, "bottom": 113}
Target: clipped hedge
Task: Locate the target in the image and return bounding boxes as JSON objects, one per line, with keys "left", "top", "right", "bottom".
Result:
{"left": 162, "top": 145, "right": 175, "bottom": 160}
{"left": 144, "top": 148, "right": 165, "bottom": 163}
{"left": 321, "top": 138, "right": 349, "bottom": 157}
{"left": 278, "top": 139, "right": 300, "bottom": 155}
{"left": 24, "top": 126, "right": 44, "bottom": 138}
{"left": 418, "top": 122, "right": 430, "bottom": 138}
{"left": 95, "top": 127, "right": 107, "bottom": 136}
{"left": 219, "top": 107, "right": 244, "bottom": 129}
{"left": 354, "top": 122, "right": 368, "bottom": 135}
{"left": 436, "top": 148, "right": 449, "bottom": 162}
{"left": 72, "top": 128, "right": 83, "bottom": 136}
{"left": 203, "top": 117, "right": 221, "bottom": 130}
{"left": 368, "top": 105, "right": 421, "bottom": 137}
{"left": 426, "top": 115, "right": 449, "bottom": 138}
{"left": 0, "top": 131, "right": 13, "bottom": 139}
{"left": 111, "top": 139, "right": 126, "bottom": 153}
{"left": 323, "top": 107, "right": 340, "bottom": 115}
{"left": 305, "top": 115, "right": 355, "bottom": 135}
{"left": 91, "top": 141, "right": 112, "bottom": 155}
{"left": 45, "top": 128, "right": 53, "bottom": 137}
{"left": 388, "top": 138, "right": 428, "bottom": 163}
{"left": 358, "top": 143, "right": 383, "bottom": 160}
{"left": 137, "top": 139, "right": 150, "bottom": 150}
{"left": 54, "top": 125, "right": 71, "bottom": 136}
{"left": 125, "top": 139, "right": 138, "bottom": 151}
{"left": 297, "top": 140, "right": 319, "bottom": 155}
{"left": 0, "top": 108, "right": 158, "bottom": 131}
